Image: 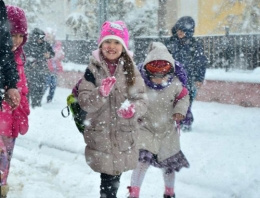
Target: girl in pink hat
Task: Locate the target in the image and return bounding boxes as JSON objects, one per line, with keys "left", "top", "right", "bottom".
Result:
{"left": 77, "top": 21, "right": 148, "bottom": 198}
{"left": 0, "top": 5, "right": 29, "bottom": 198}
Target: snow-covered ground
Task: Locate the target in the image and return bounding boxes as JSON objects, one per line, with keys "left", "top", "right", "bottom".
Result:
{"left": 6, "top": 64, "right": 260, "bottom": 198}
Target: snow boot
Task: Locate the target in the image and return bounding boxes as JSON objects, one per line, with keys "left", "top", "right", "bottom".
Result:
{"left": 127, "top": 186, "right": 139, "bottom": 198}
{"left": 163, "top": 194, "right": 175, "bottom": 198}
{"left": 181, "top": 124, "right": 192, "bottom": 132}
{"left": 0, "top": 185, "right": 9, "bottom": 198}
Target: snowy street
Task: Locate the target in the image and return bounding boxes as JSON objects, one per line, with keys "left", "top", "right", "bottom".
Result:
{"left": 6, "top": 87, "right": 260, "bottom": 198}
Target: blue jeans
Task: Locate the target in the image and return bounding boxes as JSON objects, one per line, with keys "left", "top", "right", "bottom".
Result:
{"left": 46, "top": 74, "right": 57, "bottom": 102}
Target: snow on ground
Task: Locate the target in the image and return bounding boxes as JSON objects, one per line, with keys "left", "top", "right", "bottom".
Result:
{"left": 5, "top": 64, "right": 260, "bottom": 198}
{"left": 7, "top": 87, "right": 260, "bottom": 198}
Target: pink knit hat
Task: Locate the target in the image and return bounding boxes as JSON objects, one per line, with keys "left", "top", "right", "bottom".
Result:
{"left": 6, "top": 5, "right": 28, "bottom": 46}
{"left": 6, "top": 5, "right": 28, "bottom": 58}
{"left": 98, "top": 21, "right": 129, "bottom": 51}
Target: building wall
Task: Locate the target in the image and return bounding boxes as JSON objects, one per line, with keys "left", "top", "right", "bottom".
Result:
{"left": 196, "top": 0, "right": 245, "bottom": 35}
{"left": 164, "top": 0, "right": 199, "bottom": 36}
{"left": 163, "top": 0, "right": 245, "bottom": 36}
{"left": 164, "top": 0, "right": 178, "bottom": 35}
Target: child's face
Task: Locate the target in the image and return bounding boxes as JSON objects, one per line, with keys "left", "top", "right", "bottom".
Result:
{"left": 151, "top": 75, "right": 169, "bottom": 84}
{"left": 177, "top": 30, "right": 185, "bottom": 39}
{"left": 101, "top": 39, "right": 123, "bottom": 61}
{"left": 11, "top": 33, "right": 24, "bottom": 51}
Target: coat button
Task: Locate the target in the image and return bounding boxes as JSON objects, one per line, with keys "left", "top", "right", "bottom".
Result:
{"left": 114, "top": 143, "right": 117, "bottom": 147}
{"left": 115, "top": 171, "right": 120, "bottom": 174}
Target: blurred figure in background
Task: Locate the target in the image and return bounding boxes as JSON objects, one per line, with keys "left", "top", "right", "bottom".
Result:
{"left": 44, "top": 27, "right": 64, "bottom": 103}
{"left": 24, "top": 28, "right": 55, "bottom": 108}
{"left": 166, "top": 16, "right": 208, "bottom": 132}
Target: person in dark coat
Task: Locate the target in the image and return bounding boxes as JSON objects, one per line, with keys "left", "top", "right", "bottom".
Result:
{"left": 165, "top": 16, "right": 208, "bottom": 131}
{"left": 0, "top": 0, "right": 20, "bottom": 109}
{"left": 24, "top": 28, "right": 55, "bottom": 108}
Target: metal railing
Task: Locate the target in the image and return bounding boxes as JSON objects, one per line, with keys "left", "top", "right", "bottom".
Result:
{"left": 134, "top": 34, "right": 260, "bottom": 70}
{"left": 61, "top": 34, "right": 260, "bottom": 70}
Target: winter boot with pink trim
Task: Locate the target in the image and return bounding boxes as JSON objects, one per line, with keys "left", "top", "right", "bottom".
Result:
{"left": 127, "top": 186, "right": 140, "bottom": 198}
{"left": 163, "top": 194, "right": 176, "bottom": 198}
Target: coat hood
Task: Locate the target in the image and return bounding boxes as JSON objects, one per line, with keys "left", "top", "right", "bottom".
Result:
{"left": 6, "top": 5, "right": 28, "bottom": 55}
{"left": 143, "top": 42, "right": 175, "bottom": 70}
{"left": 30, "top": 28, "right": 46, "bottom": 41}
{"left": 171, "top": 16, "right": 195, "bottom": 38}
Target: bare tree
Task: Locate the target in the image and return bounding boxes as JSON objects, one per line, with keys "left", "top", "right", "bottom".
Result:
{"left": 4, "top": 0, "right": 54, "bottom": 30}
{"left": 65, "top": 0, "right": 97, "bottom": 39}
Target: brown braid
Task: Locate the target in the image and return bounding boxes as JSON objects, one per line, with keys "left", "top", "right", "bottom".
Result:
{"left": 122, "top": 52, "right": 135, "bottom": 87}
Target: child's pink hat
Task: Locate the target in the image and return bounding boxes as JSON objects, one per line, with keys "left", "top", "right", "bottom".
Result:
{"left": 6, "top": 5, "right": 28, "bottom": 45}
{"left": 98, "top": 21, "right": 129, "bottom": 51}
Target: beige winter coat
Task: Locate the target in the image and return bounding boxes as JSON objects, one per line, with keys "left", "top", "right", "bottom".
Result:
{"left": 137, "top": 42, "right": 190, "bottom": 161}
{"left": 78, "top": 50, "right": 147, "bottom": 175}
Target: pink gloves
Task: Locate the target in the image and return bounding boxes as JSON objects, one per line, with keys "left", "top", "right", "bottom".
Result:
{"left": 12, "top": 96, "right": 30, "bottom": 137}
{"left": 99, "top": 76, "right": 116, "bottom": 97}
{"left": 117, "top": 100, "right": 135, "bottom": 119}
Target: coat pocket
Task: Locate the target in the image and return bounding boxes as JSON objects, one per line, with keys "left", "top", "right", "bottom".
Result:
{"left": 116, "top": 119, "right": 136, "bottom": 152}
{"left": 84, "top": 125, "right": 111, "bottom": 152}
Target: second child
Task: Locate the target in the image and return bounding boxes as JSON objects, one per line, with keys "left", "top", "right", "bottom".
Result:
{"left": 128, "top": 42, "right": 190, "bottom": 198}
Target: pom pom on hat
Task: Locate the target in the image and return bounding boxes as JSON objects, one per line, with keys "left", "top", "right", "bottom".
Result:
{"left": 146, "top": 60, "right": 172, "bottom": 75}
{"left": 98, "top": 21, "right": 129, "bottom": 50}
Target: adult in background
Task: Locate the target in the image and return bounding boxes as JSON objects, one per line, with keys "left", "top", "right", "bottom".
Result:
{"left": 44, "top": 28, "right": 64, "bottom": 103}
{"left": 24, "top": 28, "right": 55, "bottom": 108}
{"left": 165, "top": 16, "right": 208, "bottom": 132}
{"left": 0, "top": 0, "right": 20, "bottom": 110}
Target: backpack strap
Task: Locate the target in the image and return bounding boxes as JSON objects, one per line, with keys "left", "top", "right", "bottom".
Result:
{"left": 61, "top": 106, "right": 70, "bottom": 118}
{"left": 84, "top": 68, "right": 96, "bottom": 85}
{"left": 173, "top": 87, "right": 189, "bottom": 107}
{"left": 173, "top": 86, "right": 189, "bottom": 134}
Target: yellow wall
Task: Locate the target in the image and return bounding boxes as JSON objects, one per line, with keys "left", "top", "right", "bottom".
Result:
{"left": 135, "top": 0, "right": 145, "bottom": 7}
{"left": 196, "top": 0, "right": 245, "bottom": 35}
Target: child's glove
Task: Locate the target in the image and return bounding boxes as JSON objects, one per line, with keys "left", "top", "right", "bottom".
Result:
{"left": 99, "top": 76, "right": 116, "bottom": 97}
{"left": 117, "top": 103, "right": 135, "bottom": 119}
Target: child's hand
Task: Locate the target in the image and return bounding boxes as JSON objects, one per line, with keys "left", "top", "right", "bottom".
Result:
{"left": 195, "top": 81, "right": 203, "bottom": 89}
{"left": 173, "top": 113, "right": 185, "bottom": 121}
{"left": 44, "top": 52, "right": 51, "bottom": 59}
{"left": 117, "top": 103, "right": 135, "bottom": 119}
{"left": 99, "top": 76, "right": 116, "bottom": 97}
{"left": 5, "top": 88, "right": 21, "bottom": 110}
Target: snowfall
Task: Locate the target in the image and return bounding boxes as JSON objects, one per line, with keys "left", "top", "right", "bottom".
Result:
{"left": 6, "top": 62, "right": 260, "bottom": 198}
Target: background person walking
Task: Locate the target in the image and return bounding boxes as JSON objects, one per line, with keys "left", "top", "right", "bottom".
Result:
{"left": 165, "top": 16, "right": 208, "bottom": 131}
{"left": 44, "top": 28, "right": 64, "bottom": 103}
{"left": 24, "top": 28, "right": 55, "bottom": 108}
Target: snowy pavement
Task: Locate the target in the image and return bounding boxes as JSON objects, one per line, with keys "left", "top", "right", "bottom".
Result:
{"left": 6, "top": 87, "right": 260, "bottom": 198}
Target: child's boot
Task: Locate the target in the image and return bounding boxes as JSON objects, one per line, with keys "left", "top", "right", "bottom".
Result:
{"left": 127, "top": 186, "right": 140, "bottom": 198}
{"left": 163, "top": 194, "right": 175, "bottom": 198}
{"left": 0, "top": 185, "right": 9, "bottom": 198}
